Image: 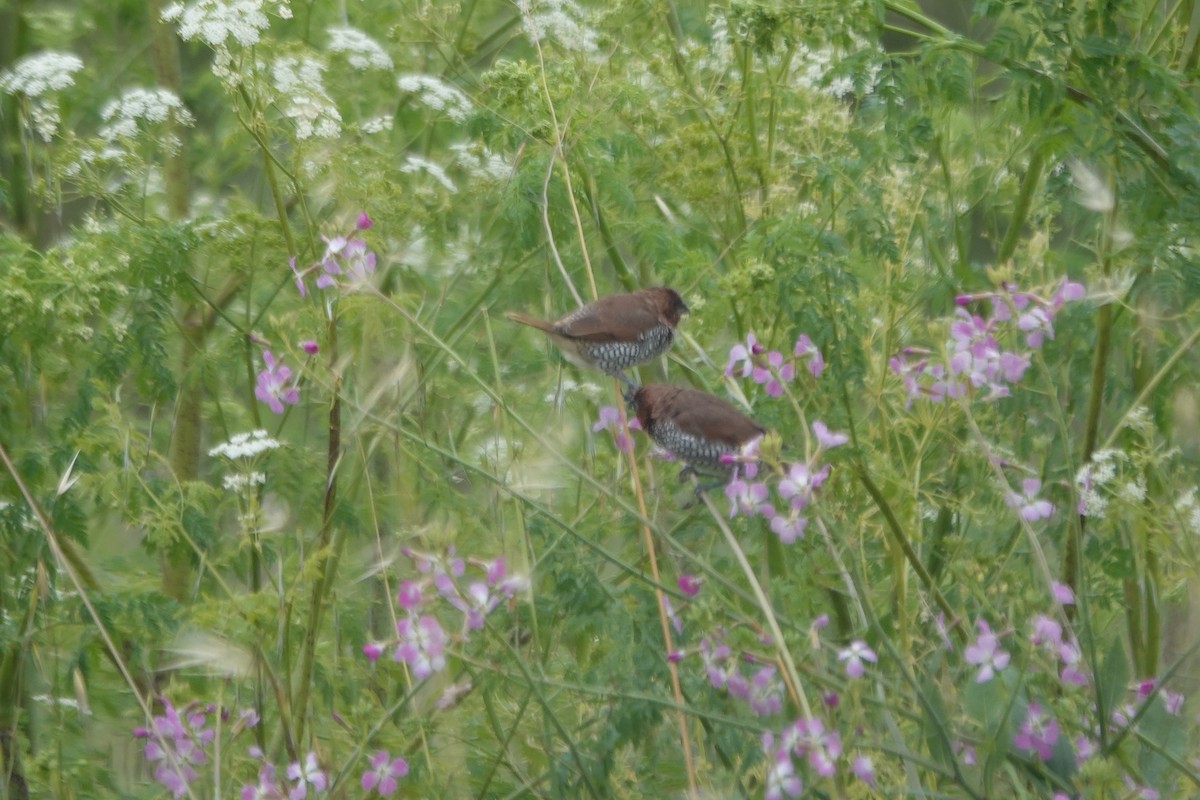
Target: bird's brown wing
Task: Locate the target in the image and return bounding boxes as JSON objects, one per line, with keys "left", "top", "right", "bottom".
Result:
{"left": 556, "top": 292, "right": 661, "bottom": 342}
{"left": 667, "top": 389, "right": 765, "bottom": 447}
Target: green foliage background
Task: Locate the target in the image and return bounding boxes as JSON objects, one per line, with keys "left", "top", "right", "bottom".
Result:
{"left": 1, "top": 0, "right": 1199, "bottom": 797}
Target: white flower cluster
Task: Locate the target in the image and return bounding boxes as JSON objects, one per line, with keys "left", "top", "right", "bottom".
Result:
{"left": 99, "top": 87, "right": 195, "bottom": 148}
{"left": 162, "top": 0, "right": 289, "bottom": 48}
{"left": 271, "top": 56, "right": 341, "bottom": 140}
{"left": 1176, "top": 488, "right": 1200, "bottom": 536}
{"left": 360, "top": 114, "right": 393, "bottom": 134}
{"left": 0, "top": 51, "right": 85, "bottom": 141}
{"left": 449, "top": 143, "right": 511, "bottom": 182}
{"left": 1074, "top": 448, "right": 1125, "bottom": 519}
{"left": 326, "top": 26, "right": 393, "bottom": 71}
{"left": 518, "top": 0, "right": 598, "bottom": 53}
{"left": 223, "top": 472, "right": 267, "bottom": 491}
{"left": 209, "top": 429, "right": 281, "bottom": 459}
{"left": 0, "top": 51, "right": 84, "bottom": 97}
{"left": 395, "top": 74, "right": 472, "bottom": 123}
{"left": 401, "top": 155, "right": 456, "bottom": 192}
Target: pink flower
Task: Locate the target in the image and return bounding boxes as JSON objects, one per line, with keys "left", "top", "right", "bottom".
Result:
{"left": 255, "top": 351, "right": 299, "bottom": 414}
{"left": 838, "top": 640, "right": 877, "bottom": 678}
{"left": 964, "top": 620, "right": 1010, "bottom": 682}
{"left": 1007, "top": 477, "right": 1053, "bottom": 521}
{"left": 1013, "top": 702, "right": 1059, "bottom": 761}
{"left": 361, "top": 750, "right": 407, "bottom": 795}
{"left": 725, "top": 332, "right": 764, "bottom": 377}
{"left": 393, "top": 614, "right": 447, "bottom": 679}
{"left": 300, "top": 339, "right": 319, "bottom": 354}
{"left": 677, "top": 574, "right": 701, "bottom": 596}
{"left": 356, "top": 211, "right": 373, "bottom": 230}
{"left": 812, "top": 420, "right": 848, "bottom": 449}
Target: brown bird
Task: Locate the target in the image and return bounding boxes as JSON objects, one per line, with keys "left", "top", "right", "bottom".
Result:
{"left": 505, "top": 287, "right": 689, "bottom": 388}
{"left": 631, "top": 383, "right": 765, "bottom": 477}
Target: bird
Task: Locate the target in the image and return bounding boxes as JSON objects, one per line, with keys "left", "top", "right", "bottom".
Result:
{"left": 505, "top": 287, "right": 689, "bottom": 388}
{"left": 630, "top": 383, "right": 765, "bottom": 480}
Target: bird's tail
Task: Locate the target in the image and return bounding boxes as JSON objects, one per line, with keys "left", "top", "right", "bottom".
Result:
{"left": 503, "top": 310, "right": 556, "bottom": 332}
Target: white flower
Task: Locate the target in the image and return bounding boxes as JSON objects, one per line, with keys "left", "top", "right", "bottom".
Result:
{"left": 0, "top": 51, "right": 84, "bottom": 97}
{"left": 449, "top": 142, "right": 511, "bottom": 182}
{"left": 518, "top": 0, "right": 598, "bottom": 53}
{"left": 401, "top": 155, "right": 456, "bottom": 192}
{"left": 99, "top": 87, "right": 195, "bottom": 142}
{"left": 396, "top": 74, "right": 472, "bottom": 122}
{"left": 360, "top": 114, "right": 393, "bottom": 134}
{"left": 163, "top": 0, "right": 284, "bottom": 48}
{"left": 209, "top": 430, "right": 281, "bottom": 459}
{"left": 271, "top": 56, "right": 341, "bottom": 140}
{"left": 326, "top": 26, "right": 393, "bottom": 70}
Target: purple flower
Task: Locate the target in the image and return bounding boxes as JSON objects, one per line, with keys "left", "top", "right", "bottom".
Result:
{"left": 748, "top": 666, "right": 783, "bottom": 715}
{"left": 362, "top": 641, "right": 384, "bottom": 662}
{"left": 838, "top": 640, "right": 877, "bottom": 678}
{"left": 762, "top": 737, "right": 803, "bottom": 800}
{"left": 776, "top": 462, "right": 825, "bottom": 509}
{"left": 812, "top": 420, "right": 848, "bottom": 449}
{"left": 289, "top": 256, "right": 308, "bottom": 298}
{"left": 1007, "top": 477, "right": 1053, "bottom": 521}
{"left": 1051, "top": 580, "right": 1075, "bottom": 605}
{"left": 393, "top": 614, "right": 448, "bottom": 679}
{"left": 286, "top": 752, "right": 327, "bottom": 799}
{"left": 396, "top": 580, "right": 422, "bottom": 610}
{"left": 725, "top": 333, "right": 765, "bottom": 377}
{"left": 242, "top": 764, "right": 284, "bottom": 800}
{"left": 851, "top": 753, "right": 876, "bottom": 786}
{"left": 726, "top": 477, "right": 768, "bottom": 518}
{"left": 964, "top": 620, "right": 1010, "bottom": 682}
{"left": 361, "top": 750, "right": 408, "bottom": 795}
{"left": 255, "top": 351, "right": 300, "bottom": 414}
{"left": 300, "top": 339, "right": 319, "bottom": 354}
{"left": 1053, "top": 279, "right": 1086, "bottom": 306}
{"left": 356, "top": 211, "right": 373, "bottom": 230}
{"left": 794, "top": 334, "right": 824, "bottom": 378}
{"left": 592, "top": 405, "right": 637, "bottom": 451}
{"left": 1162, "top": 690, "right": 1184, "bottom": 716}
{"left": 768, "top": 509, "right": 807, "bottom": 543}
{"left": 1029, "top": 614, "right": 1062, "bottom": 648}
{"left": 677, "top": 574, "right": 701, "bottom": 596}
{"left": 699, "top": 635, "right": 738, "bottom": 691}
{"left": 1013, "top": 702, "right": 1059, "bottom": 761}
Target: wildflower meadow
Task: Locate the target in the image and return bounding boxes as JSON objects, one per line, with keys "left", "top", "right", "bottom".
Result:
{"left": 2, "top": 0, "right": 1200, "bottom": 797}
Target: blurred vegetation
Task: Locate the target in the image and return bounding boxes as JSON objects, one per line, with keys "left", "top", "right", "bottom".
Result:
{"left": 1, "top": 0, "right": 1199, "bottom": 797}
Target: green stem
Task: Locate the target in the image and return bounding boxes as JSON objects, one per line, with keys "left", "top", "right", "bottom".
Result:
{"left": 995, "top": 146, "right": 1046, "bottom": 265}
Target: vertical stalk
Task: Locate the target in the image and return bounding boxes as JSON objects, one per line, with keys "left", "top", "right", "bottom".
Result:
{"left": 292, "top": 310, "right": 341, "bottom": 747}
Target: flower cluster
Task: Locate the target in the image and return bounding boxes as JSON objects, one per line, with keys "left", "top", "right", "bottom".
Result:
{"left": 326, "top": 26, "right": 393, "bottom": 71}
{"left": 722, "top": 420, "right": 848, "bottom": 543}
{"left": 290, "top": 212, "right": 376, "bottom": 296}
{"left": 133, "top": 699, "right": 218, "bottom": 798}
{"left": 0, "top": 50, "right": 84, "bottom": 140}
{"left": 890, "top": 279, "right": 1086, "bottom": 404}
{"left": 395, "top": 74, "right": 473, "bottom": 123}
{"left": 725, "top": 332, "right": 825, "bottom": 397}
{"left": 363, "top": 547, "right": 528, "bottom": 680}
{"left": 270, "top": 55, "right": 341, "bottom": 140}
{"left": 209, "top": 429, "right": 281, "bottom": 491}
{"left": 162, "top": 0, "right": 292, "bottom": 85}
{"left": 98, "top": 87, "right": 194, "bottom": 146}
{"left": 241, "top": 750, "right": 327, "bottom": 799}
{"left": 134, "top": 699, "right": 258, "bottom": 798}
{"left": 763, "top": 717, "right": 874, "bottom": 799}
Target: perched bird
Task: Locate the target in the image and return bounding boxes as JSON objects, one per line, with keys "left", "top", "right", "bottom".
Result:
{"left": 505, "top": 287, "right": 689, "bottom": 388}
{"left": 631, "top": 383, "right": 765, "bottom": 477}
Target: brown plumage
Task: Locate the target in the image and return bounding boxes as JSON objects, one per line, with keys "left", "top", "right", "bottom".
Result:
{"left": 631, "top": 383, "right": 765, "bottom": 474}
{"left": 505, "top": 287, "right": 689, "bottom": 387}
